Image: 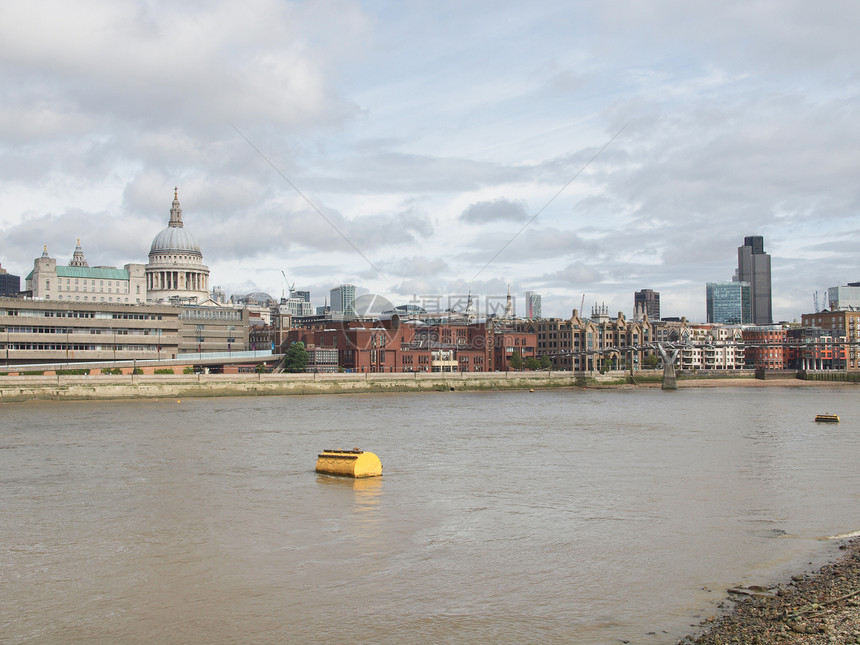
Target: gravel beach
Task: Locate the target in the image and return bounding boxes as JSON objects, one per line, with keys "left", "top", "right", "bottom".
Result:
{"left": 685, "top": 538, "right": 860, "bottom": 644}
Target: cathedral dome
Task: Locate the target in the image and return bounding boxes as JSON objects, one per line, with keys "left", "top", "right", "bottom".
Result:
{"left": 148, "top": 187, "right": 202, "bottom": 256}
{"left": 150, "top": 226, "right": 201, "bottom": 255}
{"left": 145, "top": 187, "right": 210, "bottom": 304}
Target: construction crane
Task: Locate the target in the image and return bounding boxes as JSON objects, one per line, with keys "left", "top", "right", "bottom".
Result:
{"left": 280, "top": 271, "right": 295, "bottom": 299}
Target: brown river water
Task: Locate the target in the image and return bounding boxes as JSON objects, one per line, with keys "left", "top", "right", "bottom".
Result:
{"left": 2, "top": 386, "right": 859, "bottom": 644}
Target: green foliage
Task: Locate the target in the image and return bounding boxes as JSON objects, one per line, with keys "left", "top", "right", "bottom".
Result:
{"left": 284, "top": 341, "right": 309, "bottom": 373}
{"left": 55, "top": 368, "right": 89, "bottom": 375}
{"left": 132, "top": 367, "right": 143, "bottom": 374}
{"left": 183, "top": 366, "right": 195, "bottom": 374}
{"left": 100, "top": 367, "right": 122, "bottom": 375}
{"left": 509, "top": 351, "right": 523, "bottom": 371}
{"left": 154, "top": 368, "right": 174, "bottom": 375}
{"left": 21, "top": 370, "right": 45, "bottom": 375}
{"left": 539, "top": 355, "right": 552, "bottom": 370}
{"left": 644, "top": 353, "right": 659, "bottom": 369}
{"left": 524, "top": 356, "right": 541, "bottom": 371}
{"left": 255, "top": 363, "right": 266, "bottom": 373}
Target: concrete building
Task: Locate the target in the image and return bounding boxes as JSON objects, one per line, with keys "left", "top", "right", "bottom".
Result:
{"left": 707, "top": 281, "right": 751, "bottom": 325}
{"left": 146, "top": 188, "right": 210, "bottom": 304}
{"left": 826, "top": 283, "right": 860, "bottom": 310}
{"left": 0, "top": 263, "right": 20, "bottom": 296}
{"left": 0, "top": 297, "right": 181, "bottom": 366}
{"left": 737, "top": 235, "right": 772, "bottom": 324}
{"left": 634, "top": 289, "right": 660, "bottom": 320}
{"left": 178, "top": 304, "right": 250, "bottom": 354}
{"left": 25, "top": 242, "right": 147, "bottom": 304}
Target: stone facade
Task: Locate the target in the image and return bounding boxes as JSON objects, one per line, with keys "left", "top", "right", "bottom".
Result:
{"left": 25, "top": 243, "right": 146, "bottom": 305}
{"left": 146, "top": 189, "right": 210, "bottom": 304}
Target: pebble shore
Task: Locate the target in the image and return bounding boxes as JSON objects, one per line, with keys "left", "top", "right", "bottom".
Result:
{"left": 685, "top": 538, "right": 860, "bottom": 644}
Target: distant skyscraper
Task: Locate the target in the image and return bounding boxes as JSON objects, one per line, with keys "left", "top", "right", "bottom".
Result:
{"left": 736, "top": 235, "right": 772, "bottom": 324}
{"left": 525, "top": 291, "right": 542, "bottom": 319}
{"left": 634, "top": 289, "right": 660, "bottom": 320}
{"left": 0, "top": 263, "right": 20, "bottom": 296}
{"left": 330, "top": 284, "right": 356, "bottom": 318}
{"left": 707, "top": 281, "right": 751, "bottom": 325}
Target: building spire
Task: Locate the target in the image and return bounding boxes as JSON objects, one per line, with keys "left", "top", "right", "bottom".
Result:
{"left": 169, "top": 186, "right": 184, "bottom": 228}
{"left": 504, "top": 284, "right": 514, "bottom": 319}
{"left": 70, "top": 239, "right": 89, "bottom": 267}
{"left": 41, "top": 244, "right": 49, "bottom": 258}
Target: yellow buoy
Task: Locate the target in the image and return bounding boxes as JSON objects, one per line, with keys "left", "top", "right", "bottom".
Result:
{"left": 315, "top": 449, "right": 382, "bottom": 478}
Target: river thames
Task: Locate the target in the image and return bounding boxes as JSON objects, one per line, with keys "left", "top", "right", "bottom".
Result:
{"left": 2, "top": 386, "right": 859, "bottom": 644}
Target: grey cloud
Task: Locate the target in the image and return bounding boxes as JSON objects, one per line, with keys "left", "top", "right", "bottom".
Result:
{"left": 460, "top": 198, "right": 529, "bottom": 224}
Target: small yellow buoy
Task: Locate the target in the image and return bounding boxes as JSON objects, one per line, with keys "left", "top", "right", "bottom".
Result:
{"left": 315, "top": 449, "right": 382, "bottom": 478}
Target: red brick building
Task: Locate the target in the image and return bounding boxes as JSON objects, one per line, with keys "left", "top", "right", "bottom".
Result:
{"left": 283, "top": 318, "right": 536, "bottom": 373}
{"left": 741, "top": 326, "right": 787, "bottom": 369}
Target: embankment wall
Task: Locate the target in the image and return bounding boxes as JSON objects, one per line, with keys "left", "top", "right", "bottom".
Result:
{"left": 0, "top": 371, "right": 660, "bottom": 402}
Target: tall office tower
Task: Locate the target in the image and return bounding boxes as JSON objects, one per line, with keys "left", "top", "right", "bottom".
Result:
{"left": 525, "top": 291, "right": 542, "bottom": 319}
{"left": 293, "top": 290, "right": 311, "bottom": 303}
{"left": 706, "top": 281, "right": 751, "bottom": 325}
{"left": 0, "top": 263, "right": 20, "bottom": 296}
{"left": 737, "top": 235, "right": 772, "bottom": 324}
{"left": 634, "top": 289, "right": 660, "bottom": 320}
{"left": 329, "top": 284, "right": 356, "bottom": 318}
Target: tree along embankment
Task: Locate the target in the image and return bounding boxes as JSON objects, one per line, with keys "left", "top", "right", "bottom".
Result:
{"left": 0, "top": 370, "right": 659, "bottom": 402}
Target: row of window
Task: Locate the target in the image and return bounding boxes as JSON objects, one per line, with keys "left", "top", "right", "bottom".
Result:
{"left": 5, "top": 343, "right": 158, "bottom": 351}
{"left": 51, "top": 295, "right": 134, "bottom": 303}
{"left": 179, "top": 309, "right": 243, "bottom": 321}
{"left": 5, "top": 326, "right": 162, "bottom": 335}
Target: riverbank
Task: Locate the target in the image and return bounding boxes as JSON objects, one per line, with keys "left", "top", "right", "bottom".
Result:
{"left": 686, "top": 537, "right": 860, "bottom": 644}
{"left": 0, "top": 370, "right": 634, "bottom": 402}
{"left": 0, "top": 371, "right": 853, "bottom": 402}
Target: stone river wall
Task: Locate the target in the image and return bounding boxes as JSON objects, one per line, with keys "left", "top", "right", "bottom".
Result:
{"left": 0, "top": 371, "right": 665, "bottom": 402}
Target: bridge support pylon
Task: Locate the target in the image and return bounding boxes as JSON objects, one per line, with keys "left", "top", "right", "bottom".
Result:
{"left": 656, "top": 344, "right": 680, "bottom": 391}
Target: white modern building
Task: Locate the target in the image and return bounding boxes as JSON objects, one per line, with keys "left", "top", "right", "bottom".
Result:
{"left": 827, "top": 283, "right": 860, "bottom": 310}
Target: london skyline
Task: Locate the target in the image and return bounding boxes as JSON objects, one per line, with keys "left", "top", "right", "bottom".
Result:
{"left": 1, "top": 1, "right": 859, "bottom": 322}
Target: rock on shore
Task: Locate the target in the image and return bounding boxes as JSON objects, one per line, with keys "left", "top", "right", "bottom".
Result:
{"left": 685, "top": 538, "right": 860, "bottom": 644}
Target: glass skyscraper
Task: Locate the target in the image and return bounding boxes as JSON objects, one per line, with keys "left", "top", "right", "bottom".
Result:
{"left": 525, "top": 291, "right": 542, "bottom": 319}
{"left": 706, "top": 281, "right": 751, "bottom": 325}
{"left": 329, "top": 284, "right": 356, "bottom": 318}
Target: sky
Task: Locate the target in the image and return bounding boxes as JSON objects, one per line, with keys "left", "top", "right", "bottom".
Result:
{"left": 1, "top": 0, "right": 859, "bottom": 322}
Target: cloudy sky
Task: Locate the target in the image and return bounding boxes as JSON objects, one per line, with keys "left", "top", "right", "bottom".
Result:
{"left": 2, "top": 0, "right": 859, "bottom": 321}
